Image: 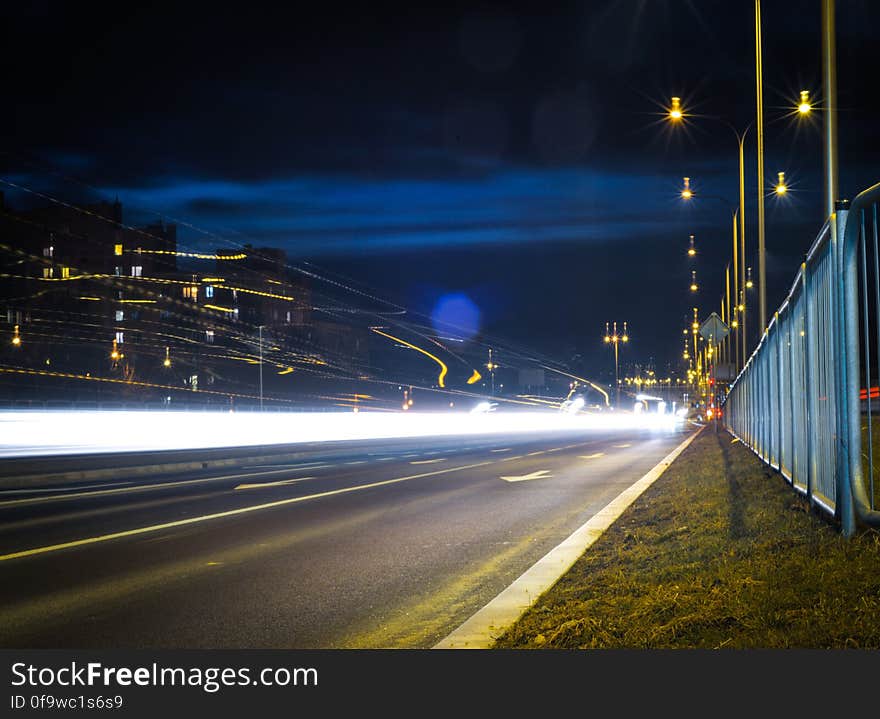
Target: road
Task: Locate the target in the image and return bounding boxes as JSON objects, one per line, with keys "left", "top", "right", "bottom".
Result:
{"left": 0, "top": 424, "right": 694, "bottom": 648}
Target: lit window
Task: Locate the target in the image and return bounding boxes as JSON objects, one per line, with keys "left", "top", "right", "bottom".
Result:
{"left": 205, "top": 285, "right": 214, "bottom": 298}
{"left": 183, "top": 285, "right": 198, "bottom": 300}
{"left": 115, "top": 310, "right": 124, "bottom": 322}
{"left": 286, "top": 311, "right": 291, "bottom": 323}
{"left": 115, "top": 331, "right": 124, "bottom": 345}
{"left": 114, "top": 244, "right": 123, "bottom": 256}
{"left": 131, "top": 266, "right": 143, "bottom": 277}
{"left": 205, "top": 330, "right": 215, "bottom": 344}
{"left": 114, "top": 266, "right": 123, "bottom": 277}
{"left": 61, "top": 266, "right": 70, "bottom": 279}
{"left": 43, "top": 267, "right": 54, "bottom": 279}
{"left": 43, "top": 246, "right": 53, "bottom": 258}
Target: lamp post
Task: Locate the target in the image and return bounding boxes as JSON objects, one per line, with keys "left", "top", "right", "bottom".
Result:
{"left": 604, "top": 321, "right": 628, "bottom": 408}
{"left": 822, "top": 0, "right": 838, "bottom": 220}
{"left": 258, "top": 325, "right": 265, "bottom": 411}
{"left": 667, "top": 98, "right": 750, "bottom": 370}
{"left": 486, "top": 348, "right": 499, "bottom": 396}
{"left": 755, "top": 0, "right": 767, "bottom": 332}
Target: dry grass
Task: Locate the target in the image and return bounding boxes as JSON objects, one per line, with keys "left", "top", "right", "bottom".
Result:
{"left": 493, "top": 426, "right": 880, "bottom": 649}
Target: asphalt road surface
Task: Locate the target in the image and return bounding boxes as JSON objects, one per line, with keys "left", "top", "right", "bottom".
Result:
{"left": 0, "top": 425, "right": 694, "bottom": 648}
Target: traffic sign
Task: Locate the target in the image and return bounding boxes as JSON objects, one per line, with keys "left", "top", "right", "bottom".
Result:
{"left": 699, "top": 312, "right": 729, "bottom": 343}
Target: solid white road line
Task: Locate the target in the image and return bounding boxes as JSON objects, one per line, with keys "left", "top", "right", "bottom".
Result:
{"left": 499, "top": 469, "right": 552, "bottom": 483}
{"left": 0, "top": 466, "right": 328, "bottom": 508}
{"left": 433, "top": 427, "right": 702, "bottom": 649}
{"left": 0, "top": 460, "right": 495, "bottom": 562}
{"left": 234, "top": 477, "right": 314, "bottom": 490}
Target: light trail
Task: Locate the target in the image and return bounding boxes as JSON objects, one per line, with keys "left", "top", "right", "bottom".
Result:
{"left": 371, "top": 328, "right": 448, "bottom": 388}
{"left": 0, "top": 407, "right": 686, "bottom": 458}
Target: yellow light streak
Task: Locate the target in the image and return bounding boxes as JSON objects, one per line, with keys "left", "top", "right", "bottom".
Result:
{"left": 467, "top": 369, "right": 482, "bottom": 384}
{"left": 277, "top": 367, "right": 295, "bottom": 375}
{"left": 134, "top": 249, "right": 247, "bottom": 260}
{"left": 204, "top": 304, "right": 236, "bottom": 313}
{"left": 371, "top": 328, "right": 448, "bottom": 388}
{"left": 540, "top": 366, "right": 610, "bottom": 406}
{"left": 0, "top": 366, "right": 295, "bottom": 403}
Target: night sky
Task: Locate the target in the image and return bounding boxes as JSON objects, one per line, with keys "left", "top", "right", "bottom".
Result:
{"left": 4, "top": 1, "right": 880, "bottom": 379}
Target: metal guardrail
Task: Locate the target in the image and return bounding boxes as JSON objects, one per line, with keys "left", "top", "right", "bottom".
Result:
{"left": 724, "top": 181, "right": 880, "bottom": 535}
{"left": 841, "top": 181, "right": 880, "bottom": 533}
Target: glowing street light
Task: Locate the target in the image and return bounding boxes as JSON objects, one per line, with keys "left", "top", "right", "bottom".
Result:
{"left": 110, "top": 339, "right": 121, "bottom": 361}
{"left": 746, "top": 266, "right": 754, "bottom": 289}
{"left": 775, "top": 171, "right": 788, "bottom": 195}
{"left": 163, "top": 346, "right": 171, "bottom": 368}
{"left": 690, "top": 270, "right": 698, "bottom": 293}
{"left": 604, "top": 321, "right": 628, "bottom": 408}
{"left": 486, "top": 348, "right": 499, "bottom": 395}
{"left": 669, "top": 96, "right": 683, "bottom": 121}
{"left": 687, "top": 234, "right": 696, "bottom": 257}
{"left": 11, "top": 325, "right": 21, "bottom": 346}
{"left": 798, "top": 90, "right": 812, "bottom": 115}
{"left": 681, "top": 176, "right": 693, "bottom": 200}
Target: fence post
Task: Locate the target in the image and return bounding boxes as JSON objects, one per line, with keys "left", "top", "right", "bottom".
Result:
{"left": 804, "top": 260, "right": 817, "bottom": 506}
{"left": 834, "top": 202, "right": 856, "bottom": 536}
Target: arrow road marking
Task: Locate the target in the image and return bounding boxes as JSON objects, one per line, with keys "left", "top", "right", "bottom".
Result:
{"left": 235, "top": 477, "right": 315, "bottom": 490}
{"left": 500, "top": 469, "right": 553, "bottom": 483}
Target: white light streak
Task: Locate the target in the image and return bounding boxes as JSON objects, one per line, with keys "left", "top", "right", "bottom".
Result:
{"left": 0, "top": 409, "right": 684, "bottom": 458}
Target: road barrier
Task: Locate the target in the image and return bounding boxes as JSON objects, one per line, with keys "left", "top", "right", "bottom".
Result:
{"left": 724, "top": 181, "right": 880, "bottom": 536}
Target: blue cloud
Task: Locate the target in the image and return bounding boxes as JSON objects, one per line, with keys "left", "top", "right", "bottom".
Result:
{"left": 103, "top": 167, "right": 700, "bottom": 258}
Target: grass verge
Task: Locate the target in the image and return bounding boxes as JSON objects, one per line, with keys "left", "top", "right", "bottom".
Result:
{"left": 492, "top": 425, "right": 880, "bottom": 649}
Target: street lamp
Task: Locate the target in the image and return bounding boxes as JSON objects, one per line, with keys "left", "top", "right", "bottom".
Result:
{"left": 687, "top": 234, "right": 696, "bottom": 257}
{"left": 163, "top": 346, "right": 171, "bottom": 368}
{"left": 604, "top": 321, "right": 628, "bottom": 408}
{"left": 486, "top": 348, "right": 499, "bottom": 395}
{"left": 690, "top": 270, "right": 698, "bottom": 293}
{"left": 665, "top": 97, "right": 749, "bottom": 370}
{"left": 798, "top": 90, "right": 812, "bottom": 115}
{"left": 775, "top": 171, "right": 788, "bottom": 195}
{"left": 11, "top": 325, "right": 21, "bottom": 347}
{"left": 258, "top": 325, "right": 265, "bottom": 411}
{"left": 681, "top": 176, "right": 693, "bottom": 200}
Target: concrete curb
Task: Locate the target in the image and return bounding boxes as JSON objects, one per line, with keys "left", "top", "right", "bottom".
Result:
{"left": 433, "top": 425, "right": 705, "bottom": 649}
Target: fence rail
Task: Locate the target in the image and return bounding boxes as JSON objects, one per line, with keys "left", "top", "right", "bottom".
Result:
{"left": 724, "top": 181, "right": 880, "bottom": 535}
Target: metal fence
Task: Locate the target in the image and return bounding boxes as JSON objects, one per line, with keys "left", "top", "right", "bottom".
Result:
{"left": 724, "top": 181, "right": 880, "bottom": 535}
